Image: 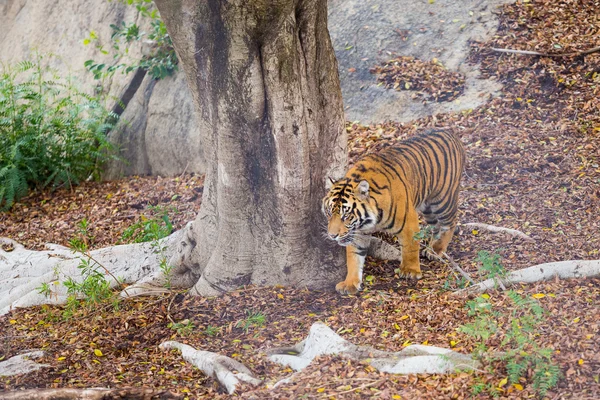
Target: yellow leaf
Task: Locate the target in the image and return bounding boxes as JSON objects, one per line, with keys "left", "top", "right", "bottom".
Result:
{"left": 9, "top": 320, "right": 17, "bottom": 324}
{"left": 308, "top": 313, "right": 316, "bottom": 317}
{"left": 57, "top": 356, "right": 66, "bottom": 361}
{"left": 317, "top": 388, "right": 325, "bottom": 393}
{"left": 421, "top": 340, "right": 429, "bottom": 345}
{"left": 394, "top": 323, "right": 401, "bottom": 330}
{"left": 277, "top": 293, "right": 284, "bottom": 299}
{"left": 450, "top": 340, "right": 458, "bottom": 347}
{"left": 472, "top": 229, "right": 479, "bottom": 235}
{"left": 94, "top": 349, "right": 103, "bottom": 357}
{"left": 578, "top": 359, "right": 584, "bottom": 365}
{"left": 532, "top": 293, "right": 545, "bottom": 299}
{"left": 402, "top": 340, "right": 411, "bottom": 347}
{"left": 399, "top": 315, "right": 409, "bottom": 320}
{"left": 393, "top": 395, "right": 402, "bottom": 400}
{"left": 481, "top": 293, "right": 490, "bottom": 299}
{"left": 498, "top": 377, "right": 508, "bottom": 387}
{"left": 573, "top": 317, "right": 581, "bottom": 323}
{"left": 513, "top": 384, "right": 524, "bottom": 391}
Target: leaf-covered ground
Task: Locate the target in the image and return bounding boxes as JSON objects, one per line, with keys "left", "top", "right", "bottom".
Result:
{"left": 1, "top": 0, "right": 600, "bottom": 398}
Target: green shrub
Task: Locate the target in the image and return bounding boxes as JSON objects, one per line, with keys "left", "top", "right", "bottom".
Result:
{"left": 459, "top": 290, "right": 561, "bottom": 397}
{"left": 84, "top": 0, "right": 177, "bottom": 81}
{"left": 0, "top": 56, "right": 117, "bottom": 210}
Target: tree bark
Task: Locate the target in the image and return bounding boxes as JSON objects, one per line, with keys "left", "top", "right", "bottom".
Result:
{"left": 153, "top": 0, "right": 347, "bottom": 295}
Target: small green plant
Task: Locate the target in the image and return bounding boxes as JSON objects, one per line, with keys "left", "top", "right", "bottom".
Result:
{"left": 477, "top": 250, "right": 506, "bottom": 280}
{"left": 121, "top": 205, "right": 175, "bottom": 287}
{"left": 61, "top": 219, "right": 122, "bottom": 316}
{"left": 0, "top": 56, "right": 118, "bottom": 210}
{"left": 168, "top": 319, "right": 195, "bottom": 336}
{"left": 204, "top": 325, "right": 220, "bottom": 337}
{"left": 37, "top": 282, "right": 52, "bottom": 298}
{"left": 413, "top": 224, "right": 434, "bottom": 241}
{"left": 84, "top": 0, "right": 177, "bottom": 81}
{"left": 236, "top": 310, "right": 266, "bottom": 334}
{"left": 459, "top": 290, "right": 561, "bottom": 397}
{"left": 442, "top": 273, "right": 469, "bottom": 290}
{"left": 121, "top": 205, "right": 174, "bottom": 243}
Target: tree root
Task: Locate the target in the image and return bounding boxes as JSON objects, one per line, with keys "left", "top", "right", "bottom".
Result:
{"left": 266, "top": 322, "right": 479, "bottom": 387}
{"left": 159, "top": 341, "right": 261, "bottom": 394}
{"left": 0, "top": 388, "right": 180, "bottom": 399}
{"left": 0, "top": 232, "right": 183, "bottom": 315}
{"left": 0, "top": 351, "right": 48, "bottom": 377}
{"left": 462, "top": 222, "right": 534, "bottom": 242}
{"left": 367, "top": 236, "right": 403, "bottom": 261}
{"left": 456, "top": 259, "right": 600, "bottom": 295}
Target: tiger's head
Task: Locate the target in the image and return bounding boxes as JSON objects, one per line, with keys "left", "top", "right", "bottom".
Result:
{"left": 322, "top": 178, "right": 378, "bottom": 246}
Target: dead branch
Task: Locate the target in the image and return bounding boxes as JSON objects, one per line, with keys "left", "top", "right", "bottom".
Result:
{"left": 492, "top": 45, "right": 600, "bottom": 58}
{"left": 0, "top": 388, "right": 180, "bottom": 400}
{"left": 455, "top": 259, "right": 600, "bottom": 295}
{"left": 462, "top": 222, "right": 534, "bottom": 242}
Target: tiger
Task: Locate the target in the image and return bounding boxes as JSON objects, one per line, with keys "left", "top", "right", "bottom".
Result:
{"left": 322, "top": 129, "right": 465, "bottom": 294}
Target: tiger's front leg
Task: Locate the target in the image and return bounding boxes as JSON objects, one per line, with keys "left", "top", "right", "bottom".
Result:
{"left": 335, "top": 245, "right": 367, "bottom": 295}
{"left": 397, "top": 207, "right": 422, "bottom": 279}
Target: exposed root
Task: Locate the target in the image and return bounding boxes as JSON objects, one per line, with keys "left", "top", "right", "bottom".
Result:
{"left": 462, "top": 222, "right": 534, "bottom": 242}
{"left": 0, "top": 351, "right": 48, "bottom": 377}
{"left": 267, "top": 322, "right": 479, "bottom": 387}
{"left": 0, "top": 231, "right": 183, "bottom": 315}
{"left": 367, "top": 236, "right": 402, "bottom": 261}
{"left": 159, "top": 341, "right": 261, "bottom": 394}
{"left": 455, "top": 259, "right": 600, "bottom": 295}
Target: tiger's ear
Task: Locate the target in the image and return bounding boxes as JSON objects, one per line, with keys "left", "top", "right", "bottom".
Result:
{"left": 357, "top": 180, "right": 369, "bottom": 199}
{"left": 325, "top": 176, "right": 336, "bottom": 190}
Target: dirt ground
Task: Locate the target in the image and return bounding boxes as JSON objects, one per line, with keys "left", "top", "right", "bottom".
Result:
{"left": 1, "top": 0, "right": 600, "bottom": 398}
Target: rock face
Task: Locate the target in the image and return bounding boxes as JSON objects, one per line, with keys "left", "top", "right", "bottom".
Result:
{"left": 103, "top": 70, "right": 205, "bottom": 178}
{"left": 1, "top": 0, "right": 509, "bottom": 178}
{"left": 0, "top": 0, "right": 205, "bottom": 178}
{"left": 328, "top": 0, "right": 508, "bottom": 123}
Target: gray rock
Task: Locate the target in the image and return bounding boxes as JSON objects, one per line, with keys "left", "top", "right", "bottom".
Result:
{"left": 328, "top": 0, "right": 508, "bottom": 123}
{"left": 1, "top": 0, "right": 510, "bottom": 178}
{"left": 0, "top": 0, "right": 205, "bottom": 178}
{"left": 104, "top": 71, "right": 205, "bottom": 178}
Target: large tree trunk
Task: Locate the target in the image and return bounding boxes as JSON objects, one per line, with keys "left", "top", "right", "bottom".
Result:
{"left": 153, "top": 0, "right": 347, "bottom": 295}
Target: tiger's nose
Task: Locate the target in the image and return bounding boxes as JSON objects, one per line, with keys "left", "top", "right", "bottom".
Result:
{"left": 329, "top": 233, "right": 339, "bottom": 240}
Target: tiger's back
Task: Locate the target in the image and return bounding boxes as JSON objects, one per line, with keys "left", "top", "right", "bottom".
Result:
{"left": 323, "top": 130, "right": 465, "bottom": 294}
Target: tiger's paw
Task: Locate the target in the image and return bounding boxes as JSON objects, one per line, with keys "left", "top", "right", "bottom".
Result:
{"left": 398, "top": 268, "right": 422, "bottom": 280}
{"left": 335, "top": 279, "right": 361, "bottom": 295}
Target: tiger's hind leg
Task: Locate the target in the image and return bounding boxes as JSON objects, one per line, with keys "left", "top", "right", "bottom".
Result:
{"left": 429, "top": 191, "right": 460, "bottom": 257}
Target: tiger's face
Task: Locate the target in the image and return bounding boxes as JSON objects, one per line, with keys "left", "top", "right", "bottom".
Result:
{"left": 322, "top": 179, "right": 377, "bottom": 246}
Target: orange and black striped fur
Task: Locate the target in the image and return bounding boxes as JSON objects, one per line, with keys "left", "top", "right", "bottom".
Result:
{"left": 322, "top": 130, "right": 465, "bottom": 294}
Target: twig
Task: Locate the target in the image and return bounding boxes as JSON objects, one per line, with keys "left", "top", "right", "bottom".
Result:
{"left": 462, "top": 222, "right": 534, "bottom": 242}
{"left": 326, "top": 379, "right": 384, "bottom": 397}
{"left": 426, "top": 250, "right": 475, "bottom": 285}
{"left": 491, "top": 45, "right": 600, "bottom": 58}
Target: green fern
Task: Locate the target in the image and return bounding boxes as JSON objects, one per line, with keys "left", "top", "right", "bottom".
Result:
{"left": 0, "top": 165, "right": 28, "bottom": 210}
{"left": 0, "top": 54, "right": 118, "bottom": 209}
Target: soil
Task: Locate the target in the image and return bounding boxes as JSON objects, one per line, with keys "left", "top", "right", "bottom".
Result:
{"left": 1, "top": 0, "right": 600, "bottom": 399}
